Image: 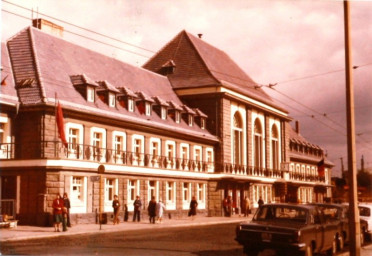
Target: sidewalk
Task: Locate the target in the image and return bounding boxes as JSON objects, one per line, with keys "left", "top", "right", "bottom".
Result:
{"left": 0, "top": 215, "right": 245, "bottom": 242}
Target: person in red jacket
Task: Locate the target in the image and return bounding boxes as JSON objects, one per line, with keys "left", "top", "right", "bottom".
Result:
{"left": 52, "top": 194, "right": 64, "bottom": 232}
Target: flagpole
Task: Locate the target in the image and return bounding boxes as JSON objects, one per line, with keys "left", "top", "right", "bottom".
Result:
{"left": 55, "top": 93, "right": 57, "bottom": 156}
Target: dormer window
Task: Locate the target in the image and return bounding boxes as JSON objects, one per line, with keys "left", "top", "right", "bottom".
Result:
{"left": 200, "top": 118, "right": 206, "bottom": 129}
{"left": 87, "top": 86, "right": 95, "bottom": 102}
{"left": 175, "top": 111, "right": 181, "bottom": 123}
{"left": 109, "top": 93, "right": 115, "bottom": 107}
{"left": 188, "top": 115, "right": 193, "bottom": 126}
{"left": 161, "top": 107, "right": 167, "bottom": 120}
{"left": 128, "top": 99, "right": 134, "bottom": 112}
{"left": 145, "top": 102, "right": 151, "bottom": 116}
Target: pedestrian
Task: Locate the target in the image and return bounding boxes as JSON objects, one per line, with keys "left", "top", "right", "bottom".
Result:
{"left": 258, "top": 197, "right": 264, "bottom": 208}
{"left": 112, "top": 195, "right": 120, "bottom": 225}
{"left": 63, "top": 192, "right": 71, "bottom": 227}
{"left": 62, "top": 207, "right": 68, "bottom": 231}
{"left": 148, "top": 196, "right": 157, "bottom": 224}
{"left": 243, "top": 196, "right": 251, "bottom": 217}
{"left": 156, "top": 200, "right": 166, "bottom": 223}
{"left": 222, "top": 197, "right": 228, "bottom": 217}
{"left": 123, "top": 204, "right": 129, "bottom": 222}
{"left": 188, "top": 196, "right": 198, "bottom": 220}
{"left": 226, "top": 196, "right": 232, "bottom": 217}
{"left": 52, "top": 194, "right": 64, "bottom": 232}
{"left": 133, "top": 195, "right": 142, "bottom": 222}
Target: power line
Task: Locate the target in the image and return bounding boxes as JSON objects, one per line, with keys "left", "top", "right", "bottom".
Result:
{"left": 2, "top": 0, "right": 156, "bottom": 54}
{"left": 2, "top": 9, "right": 152, "bottom": 59}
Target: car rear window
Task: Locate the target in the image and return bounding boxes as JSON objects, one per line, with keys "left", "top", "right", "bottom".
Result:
{"left": 359, "top": 207, "right": 371, "bottom": 217}
{"left": 255, "top": 206, "right": 307, "bottom": 223}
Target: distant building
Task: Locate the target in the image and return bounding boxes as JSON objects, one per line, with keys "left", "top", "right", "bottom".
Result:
{"left": 0, "top": 20, "right": 332, "bottom": 225}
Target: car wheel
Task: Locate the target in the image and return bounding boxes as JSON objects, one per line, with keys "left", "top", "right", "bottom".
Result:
{"left": 304, "top": 245, "right": 313, "bottom": 256}
{"left": 327, "top": 237, "right": 337, "bottom": 256}
{"left": 360, "top": 230, "right": 365, "bottom": 246}
{"left": 337, "top": 234, "right": 344, "bottom": 251}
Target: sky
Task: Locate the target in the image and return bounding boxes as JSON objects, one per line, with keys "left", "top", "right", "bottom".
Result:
{"left": 1, "top": 0, "right": 371, "bottom": 177}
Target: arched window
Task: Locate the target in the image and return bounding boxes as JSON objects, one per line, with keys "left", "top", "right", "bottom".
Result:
{"left": 254, "top": 118, "right": 263, "bottom": 168}
{"left": 233, "top": 112, "right": 243, "bottom": 165}
{"left": 271, "top": 125, "right": 279, "bottom": 170}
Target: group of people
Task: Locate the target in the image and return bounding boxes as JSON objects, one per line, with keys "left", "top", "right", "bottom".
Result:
{"left": 223, "top": 196, "right": 265, "bottom": 217}
{"left": 52, "top": 193, "right": 71, "bottom": 232}
{"left": 53, "top": 193, "right": 199, "bottom": 230}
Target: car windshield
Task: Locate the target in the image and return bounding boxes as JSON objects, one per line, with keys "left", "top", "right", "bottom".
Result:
{"left": 359, "top": 207, "right": 371, "bottom": 217}
{"left": 254, "top": 206, "right": 307, "bottom": 223}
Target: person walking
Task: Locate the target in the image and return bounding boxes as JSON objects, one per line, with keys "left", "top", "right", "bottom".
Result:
{"left": 148, "top": 196, "right": 157, "bottom": 224}
{"left": 52, "top": 194, "right": 64, "bottom": 232}
{"left": 63, "top": 193, "right": 71, "bottom": 227}
{"left": 243, "top": 196, "right": 251, "bottom": 217}
{"left": 156, "top": 200, "right": 166, "bottom": 223}
{"left": 112, "top": 195, "right": 120, "bottom": 225}
{"left": 133, "top": 196, "right": 142, "bottom": 222}
{"left": 188, "top": 196, "right": 198, "bottom": 220}
{"left": 258, "top": 197, "right": 264, "bottom": 209}
{"left": 123, "top": 204, "right": 129, "bottom": 222}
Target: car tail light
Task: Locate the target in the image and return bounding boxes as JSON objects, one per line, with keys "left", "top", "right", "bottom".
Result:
{"left": 291, "top": 230, "right": 301, "bottom": 243}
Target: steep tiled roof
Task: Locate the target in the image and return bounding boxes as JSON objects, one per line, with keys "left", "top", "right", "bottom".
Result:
{"left": 0, "top": 43, "right": 18, "bottom": 105}
{"left": 5, "top": 27, "right": 217, "bottom": 142}
{"left": 97, "top": 80, "right": 120, "bottom": 93}
{"left": 143, "top": 30, "right": 287, "bottom": 113}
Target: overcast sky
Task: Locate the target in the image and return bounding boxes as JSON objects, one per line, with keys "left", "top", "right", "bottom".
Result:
{"left": 2, "top": 0, "right": 371, "bottom": 177}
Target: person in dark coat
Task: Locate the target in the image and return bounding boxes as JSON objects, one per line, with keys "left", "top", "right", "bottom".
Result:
{"left": 133, "top": 196, "right": 142, "bottom": 222}
{"left": 148, "top": 196, "right": 157, "bottom": 224}
{"left": 258, "top": 197, "right": 264, "bottom": 208}
{"left": 63, "top": 193, "right": 71, "bottom": 227}
{"left": 123, "top": 204, "right": 129, "bottom": 222}
{"left": 188, "top": 196, "right": 198, "bottom": 220}
{"left": 112, "top": 195, "right": 120, "bottom": 225}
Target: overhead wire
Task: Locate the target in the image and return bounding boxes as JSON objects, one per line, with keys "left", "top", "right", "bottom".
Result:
{"left": 2, "top": 1, "right": 372, "bottom": 152}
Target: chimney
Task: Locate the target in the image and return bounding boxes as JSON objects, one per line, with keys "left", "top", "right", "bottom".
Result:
{"left": 197, "top": 33, "right": 203, "bottom": 39}
{"left": 32, "top": 19, "right": 64, "bottom": 37}
{"left": 295, "top": 120, "right": 300, "bottom": 134}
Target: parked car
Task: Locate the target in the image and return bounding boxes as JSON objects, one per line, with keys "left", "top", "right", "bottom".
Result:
{"left": 311, "top": 203, "right": 368, "bottom": 251}
{"left": 359, "top": 203, "right": 372, "bottom": 239}
{"left": 235, "top": 203, "right": 339, "bottom": 256}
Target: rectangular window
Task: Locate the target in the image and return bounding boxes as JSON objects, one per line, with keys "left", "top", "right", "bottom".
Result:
{"left": 197, "top": 183, "right": 206, "bottom": 209}
{"left": 167, "top": 144, "right": 174, "bottom": 159}
{"left": 166, "top": 181, "right": 176, "bottom": 210}
{"left": 114, "top": 136, "right": 122, "bottom": 154}
{"left": 175, "top": 111, "right": 180, "bottom": 123}
{"left": 206, "top": 149, "right": 214, "bottom": 171}
{"left": 134, "top": 139, "right": 142, "bottom": 158}
{"left": 128, "top": 99, "right": 134, "bottom": 112}
{"left": 68, "top": 128, "right": 78, "bottom": 151}
{"left": 201, "top": 118, "right": 205, "bottom": 129}
{"left": 182, "top": 182, "right": 191, "bottom": 209}
{"left": 145, "top": 102, "right": 151, "bottom": 116}
{"left": 0, "top": 123, "right": 4, "bottom": 144}
{"left": 188, "top": 115, "right": 193, "bottom": 126}
{"left": 70, "top": 176, "right": 87, "bottom": 213}
{"left": 87, "top": 87, "right": 95, "bottom": 102}
{"left": 72, "top": 177, "right": 83, "bottom": 202}
{"left": 148, "top": 180, "right": 158, "bottom": 200}
{"left": 109, "top": 93, "right": 115, "bottom": 107}
{"left": 127, "top": 179, "right": 139, "bottom": 211}
{"left": 161, "top": 107, "right": 167, "bottom": 120}
{"left": 93, "top": 132, "right": 101, "bottom": 149}
{"left": 105, "top": 179, "right": 114, "bottom": 202}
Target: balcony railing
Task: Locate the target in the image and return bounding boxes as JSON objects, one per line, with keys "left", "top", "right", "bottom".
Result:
{"left": 0, "top": 141, "right": 326, "bottom": 183}
{"left": 0, "top": 141, "right": 213, "bottom": 173}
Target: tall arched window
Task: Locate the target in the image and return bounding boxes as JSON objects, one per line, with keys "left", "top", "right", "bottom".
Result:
{"left": 233, "top": 112, "right": 243, "bottom": 165}
{"left": 271, "top": 125, "right": 279, "bottom": 170}
{"left": 254, "top": 118, "right": 263, "bottom": 168}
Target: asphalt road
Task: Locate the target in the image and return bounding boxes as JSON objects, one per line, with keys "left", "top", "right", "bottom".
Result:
{"left": 0, "top": 223, "right": 245, "bottom": 256}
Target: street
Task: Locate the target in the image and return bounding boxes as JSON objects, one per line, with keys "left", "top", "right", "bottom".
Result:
{"left": 1, "top": 222, "right": 370, "bottom": 256}
{"left": 0, "top": 223, "right": 244, "bottom": 256}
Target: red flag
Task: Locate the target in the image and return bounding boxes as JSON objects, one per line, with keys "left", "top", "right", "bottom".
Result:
{"left": 317, "top": 158, "right": 325, "bottom": 177}
{"left": 56, "top": 102, "right": 68, "bottom": 147}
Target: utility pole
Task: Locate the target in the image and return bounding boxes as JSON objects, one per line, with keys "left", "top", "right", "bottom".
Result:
{"left": 344, "top": 1, "right": 360, "bottom": 255}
